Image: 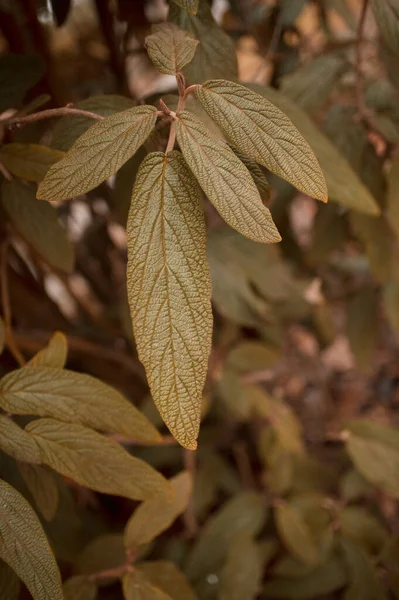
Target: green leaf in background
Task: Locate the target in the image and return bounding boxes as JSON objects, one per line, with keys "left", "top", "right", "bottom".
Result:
{"left": 0, "top": 478, "right": 63, "bottom": 600}
{"left": 383, "top": 273, "right": 399, "bottom": 336}
{"left": 0, "top": 559, "right": 20, "bottom": 600}
{"left": 37, "top": 105, "right": 157, "bottom": 200}
{"left": 145, "top": 23, "right": 198, "bottom": 75}
{"left": 0, "top": 366, "right": 160, "bottom": 442}
{"left": 370, "top": 0, "right": 399, "bottom": 56}
{"left": 341, "top": 537, "right": 387, "bottom": 600}
{"left": 171, "top": 0, "right": 198, "bottom": 14}
{"left": 0, "top": 414, "right": 41, "bottom": 463}
{"left": 195, "top": 80, "right": 328, "bottom": 201}
{"left": 346, "top": 287, "right": 378, "bottom": 374}
{"left": 1, "top": 179, "right": 74, "bottom": 273}
{"left": 219, "top": 531, "right": 263, "bottom": 600}
{"left": 18, "top": 463, "right": 59, "bottom": 522}
{"left": 63, "top": 576, "right": 97, "bottom": 600}
{"left": 51, "top": 95, "right": 135, "bottom": 151}
{"left": 138, "top": 561, "right": 197, "bottom": 600}
{"left": 275, "top": 502, "right": 318, "bottom": 565}
{"left": 176, "top": 111, "right": 281, "bottom": 243}
{"left": 349, "top": 213, "right": 394, "bottom": 284}
{"left": 124, "top": 471, "right": 192, "bottom": 550}
{"left": 0, "top": 54, "right": 44, "bottom": 113}
{"left": 127, "top": 151, "right": 212, "bottom": 450}
{"left": 26, "top": 331, "right": 68, "bottom": 368}
{"left": 0, "top": 144, "right": 64, "bottom": 183}
{"left": 339, "top": 506, "right": 388, "bottom": 556}
{"left": 387, "top": 153, "right": 399, "bottom": 238}
{"left": 344, "top": 420, "right": 399, "bottom": 499}
{"left": 168, "top": 0, "right": 237, "bottom": 83}
{"left": 248, "top": 84, "right": 379, "bottom": 215}
{"left": 339, "top": 468, "right": 374, "bottom": 503}
{"left": 226, "top": 340, "right": 281, "bottom": 372}
{"left": 25, "top": 418, "right": 170, "bottom": 501}
{"left": 113, "top": 146, "right": 147, "bottom": 225}
{"left": 123, "top": 570, "right": 173, "bottom": 599}
{"left": 228, "top": 144, "right": 271, "bottom": 201}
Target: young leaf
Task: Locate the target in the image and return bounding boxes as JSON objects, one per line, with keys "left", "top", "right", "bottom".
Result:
{"left": 123, "top": 569, "right": 172, "bottom": 600}
{"left": 18, "top": 463, "right": 59, "bottom": 522}
{"left": 195, "top": 80, "right": 328, "bottom": 201}
{"left": 37, "top": 105, "right": 157, "bottom": 201}
{"left": 275, "top": 502, "right": 319, "bottom": 565}
{"left": 0, "top": 560, "right": 20, "bottom": 600}
{"left": 63, "top": 576, "right": 97, "bottom": 600}
{"left": 25, "top": 418, "right": 170, "bottom": 501}
{"left": 1, "top": 180, "right": 74, "bottom": 273}
{"left": 0, "top": 414, "right": 41, "bottom": 464}
{"left": 0, "top": 144, "right": 64, "bottom": 183}
{"left": 219, "top": 532, "right": 263, "bottom": 600}
{"left": 124, "top": 471, "right": 192, "bottom": 550}
{"left": 145, "top": 23, "right": 198, "bottom": 75}
{"left": 175, "top": 112, "right": 281, "bottom": 243}
{"left": 137, "top": 561, "right": 197, "bottom": 600}
{"left": 126, "top": 151, "right": 212, "bottom": 449}
{"left": 171, "top": 0, "right": 198, "bottom": 14}
{"left": 0, "top": 366, "right": 161, "bottom": 442}
{"left": 0, "top": 478, "right": 63, "bottom": 600}
{"left": 26, "top": 331, "right": 68, "bottom": 368}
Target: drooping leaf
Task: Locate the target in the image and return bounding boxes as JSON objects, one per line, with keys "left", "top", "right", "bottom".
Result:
{"left": 346, "top": 287, "right": 378, "bottom": 373}
{"left": 126, "top": 151, "right": 212, "bottom": 449}
{"left": 25, "top": 419, "right": 170, "bottom": 501}
{"left": 123, "top": 569, "right": 173, "bottom": 600}
{"left": 63, "top": 576, "right": 97, "bottom": 600}
{"left": 0, "top": 144, "right": 64, "bottom": 183}
{"left": 168, "top": 1, "right": 237, "bottom": 83}
{"left": 37, "top": 105, "right": 157, "bottom": 201}
{"left": 0, "top": 366, "right": 160, "bottom": 442}
{"left": 18, "top": 463, "right": 59, "bottom": 521}
{"left": 195, "top": 80, "right": 327, "bottom": 201}
{"left": 1, "top": 180, "right": 74, "bottom": 273}
{"left": 0, "top": 478, "right": 63, "bottom": 600}
{"left": 124, "top": 471, "right": 192, "bottom": 550}
{"left": 138, "top": 561, "right": 198, "bottom": 600}
{"left": 275, "top": 502, "right": 319, "bottom": 565}
{"left": 175, "top": 112, "right": 281, "bottom": 243}
{"left": 247, "top": 84, "right": 379, "bottom": 215}
{"left": 387, "top": 154, "right": 399, "bottom": 238}
{"left": 370, "top": 0, "right": 399, "bottom": 56}
{"left": 145, "top": 23, "right": 198, "bottom": 75}
{"left": 0, "top": 414, "right": 41, "bottom": 463}
{"left": 171, "top": 0, "right": 198, "bottom": 14}
{"left": 219, "top": 532, "right": 263, "bottom": 600}
{"left": 0, "top": 54, "right": 44, "bottom": 113}
{"left": 341, "top": 537, "right": 387, "bottom": 600}
{"left": 26, "top": 331, "right": 68, "bottom": 368}
{"left": 0, "top": 559, "right": 20, "bottom": 600}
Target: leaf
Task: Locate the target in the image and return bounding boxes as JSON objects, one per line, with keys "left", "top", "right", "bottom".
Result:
{"left": 138, "top": 561, "right": 198, "bottom": 600}
{"left": 51, "top": 94, "right": 136, "bottom": 151}
{"left": 275, "top": 502, "right": 319, "bottom": 565}
{"left": 26, "top": 331, "right": 68, "bottom": 368}
{"left": 247, "top": 84, "right": 379, "bottom": 215}
{"left": 63, "top": 576, "right": 97, "bottom": 600}
{"left": 113, "top": 146, "right": 147, "bottom": 226}
{"left": 339, "top": 469, "right": 373, "bottom": 503}
{"left": 0, "top": 366, "right": 161, "bottom": 442}
{"left": 25, "top": 418, "right": 170, "bottom": 501}
{"left": 280, "top": 0, "right": 307, "bottom": 24}
{"left": 0, "top": 559, "right": 20, "bottom": 600}
{"left": 341, "top": 538, "right": 387, "bottom": 600}
{"left": 195, "top": 80, "right": 327, "bottom": 201}
{"left": 1, "top": 180, "right": 74, "bottom": 273}
{"left": 18, "top": 463, "right": 59, "bottom": 521}
{"left": 0, "top": 54, "right": 44, "bottom": 113}
{"left": 383, "top": 275, "right": 399, "bottom": 336}
{"left": 168, "top": 1, "right": 237, "bottom": 83}
{"left": 37, "top": 105, "right": 157, "bottom": 201}
{"left": 370, "top": 0, "right": 399, "bottom": 55}
{"left": 0, "top": 414, "right": 41, "bottom": 463}
{"left": 339, "top": 506, "right": 387, "bottom": 556}
{"left": 344, "top": 420, "right": 399, "bottom": 499}
{"left": 0, "top": 317, "right": 4, "bottom": 355}
{"left": 0, "top": 478, "right": 63, "bottom": 600}
{"left": 0, "top": 144, "right": 64, "bottom": 183}
{"left": 171, "top": 0, "right": 198, "bottom": 14}
{"left": 228, "top": 144, "right": 271, "bottom": 201}
{"left": 227, "top": 341, "right": 281, "bottom": 372}
{"left": 349, "top": 213, "right": 394, "bottom": 283}
{"left": 126, "top": 151, "right": 212, "bottom": 449}
{"left": 145, "top": 23, "right": 198, "bottom": 75}
{"left": 123, "top": 569, "right": 172, "bottom": 600}
{"left": 387, "top": 154, "right": 399, "bottom": 238}
{"left": 175, "top": 111, "right": 281, "bottom": 243}
{"left": 186, "top": 492, "right": 267, "bottom": 580}
{"left": 346, "top": 287, "right": 378, "bottom": 373}
{"left": 75, "top": 533, "right": 125, "bottom": 578}
{"left": 219, "top": 532, "right": 263, "bottom": 600}
{"left": 124, "top": 471, "right": 192, "bottom": 550}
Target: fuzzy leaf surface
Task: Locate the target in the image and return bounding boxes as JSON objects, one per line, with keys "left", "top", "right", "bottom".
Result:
{"left": 18, "top": 463, "right": 59, "bottom": 521}
{"left": 0, "top": 415, "right": 41, "bottom": 464}
{"left": 145, "top": 23, "right": 198, "bottom": 75}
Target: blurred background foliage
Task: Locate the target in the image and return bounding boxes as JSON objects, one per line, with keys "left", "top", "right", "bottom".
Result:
{"left": 2, "top": 0, "right": 399, "bottom": 598}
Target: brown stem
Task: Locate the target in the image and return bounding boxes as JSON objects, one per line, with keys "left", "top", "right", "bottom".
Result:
{"left": 165, "top": 120, "right": 177, "bottom": 153}
{"left": 0, "top": 240, "right": 25, "bottom": 366}
{"left": 182, "top": 448, "right": 198, "bottom": 537}
{"left": 7, "top": 107, "right": 104, "bottom": 129}
{"left": 183, "top": 84, "right": 199, "bottom": 101}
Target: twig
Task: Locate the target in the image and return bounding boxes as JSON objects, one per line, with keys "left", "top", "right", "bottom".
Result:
{"left": 182, "top": 448, "right": 198, "bottom": 538}
{"left": 7, "top": 107, "right": 104, "bottom": 129}
{"left": 0, "top": 240, "right": 25, "bottom": 366}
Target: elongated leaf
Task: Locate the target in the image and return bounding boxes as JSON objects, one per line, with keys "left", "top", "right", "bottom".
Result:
{"left": 228, "top": 144, "right": 271, "bottom": 200}
{"left": 138, "top": 561, "right": 197, "bottom": 600}
{"left": 0, "top": 560, "right": 20, "bottom": 600}
{"left": 37, "top": 105, "right": 157, "bottom": 201}
{"left": 220, "top": 532, "right": 263, "bottom": 600}
{"left": 0, "top": 54, "right": 44, "bottom": 113}
{"left": 195, "top": 80, "right": 327, "bottom": 201}
{"left": 26, "top": 419, "right": 170, "bottom": 500}
{"left": 18, "top": 463, "right": 59, "bottom": 521}
{"left": 26, "top": 331, "right": 67, "bottom": 368}
{"left": 0, "top": 479, "right": 63, "bottom": 600}
{"left": 0, "top": 414, "right": 41, "bottom": 463}
{"left": 370, "top": 0, "right": 399, "bottom": 55}
{"left": 0, "top": 144, "right": 64, "bottom": 183}
{"left": 127, "top": 151, "right": 212, "bottom": 449}
{"left": 123, "top": 569, "right": 172, "bottom": 600}
{"left": 63, "top": 576, "right": 97, "bottom": 600}
{"left": 341, "top": 538, "right": 387, "bottom": 600}
{"left": 0, "top": 366, "right": 160, "bottom": 442}
{"left": 171, "top": 0, "right": 198, "bottom": 14}
{"left": 275, "top": 502, "right": 318, "bottom": 565}
{"left": 247, "top": 84, "right": 379, "bottom": 215}
{"left": 124, "top": 471, "right": 192, "bottom": 549}
{"left": 1, "top": 180, "right": 74, "bottom": 273}
{"left": 145, "top": 23, "right": 198, "bottom": 75}
{"left": 176, "top": 112, "right": 280, "bottom": 243}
